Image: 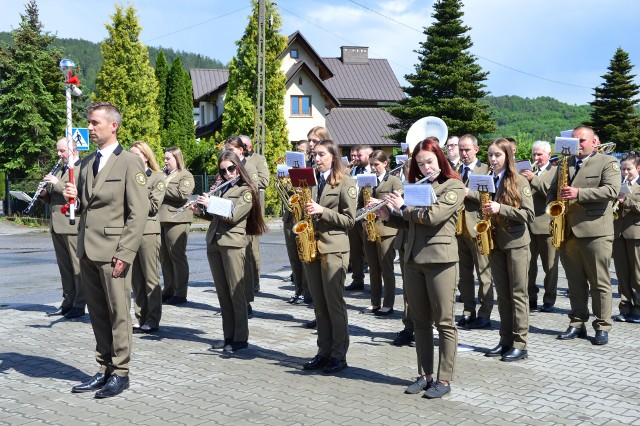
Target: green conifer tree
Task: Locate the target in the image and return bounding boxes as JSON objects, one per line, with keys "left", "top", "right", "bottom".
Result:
{"left": 0, "top": 0, "right": 64, "bottom": 179}
{"left": 94, "top": 4, "right": 160, "bottom": 153}
{"left": 155, "top": 50, "right": 169, "bottom": 130}
{"left": 222, "top": 0, "right": 288, "bottom": 215}
{"left": 387, "top": 0, "right": 495, "bottom": 143}
{"left": 163, "top": 57, "right": 194, "bottom": 148}
{"left": 587, "top": 47, "right": 640, "bottom": 152}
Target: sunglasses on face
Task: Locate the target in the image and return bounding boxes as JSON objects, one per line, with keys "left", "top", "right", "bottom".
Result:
{"left": 220, "top": 165, "right": 237, "bottom": 175}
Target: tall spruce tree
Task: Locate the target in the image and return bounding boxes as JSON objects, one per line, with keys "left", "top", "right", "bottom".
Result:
{"left": 163, "top": 57, "right": 195, "bottom": 149}
{"left": 94, "top": 4, "right": 160, "bottom": 152}
{"left": 387, "top": 0, "right": 495, "bottom": 142}
{"left": 155, "top": 50, "right": 169, "bottom": 130}
{"left": 0, "top": 0, "right": 64, "bottom": 179}
{"left": 221, "top": 0, "right": 288, "bottom": 215}
{"left": 587, "top": 47, "right": 640, "bottom": 152}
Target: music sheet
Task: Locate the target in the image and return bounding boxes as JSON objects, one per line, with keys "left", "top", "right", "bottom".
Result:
{"left": 403, "top": 183, "right": 437, "bottom": 207}
{"left": 206, "top": 195, "right": 235, "bottom": 218}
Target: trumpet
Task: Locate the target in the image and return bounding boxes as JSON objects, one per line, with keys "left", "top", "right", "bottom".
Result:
{"left": 354, "top": 170, "right": 439, "bottom": 221}
{"left": 595, "top": 142, "right": 616, "bottom": 154}
{"left": 172, "top": 175, "right": 240, "bottom": 218}
{"left": 24, "top": 160, "right": 62, "bottom": 214}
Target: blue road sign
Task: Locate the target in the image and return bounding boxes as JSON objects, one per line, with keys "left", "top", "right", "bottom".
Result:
{"left": 71, "top": 128, "right": 89, "bottom": 151}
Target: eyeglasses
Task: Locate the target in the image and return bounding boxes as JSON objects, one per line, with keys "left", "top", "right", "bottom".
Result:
{"left": 219, "top": 165, "right": 237, "bottom": 175}
{"left": 446, "top": 144, "right": 458, "bottom": 149}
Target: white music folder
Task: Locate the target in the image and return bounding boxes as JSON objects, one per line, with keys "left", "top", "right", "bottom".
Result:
{"left": 10, "top": 191, "right": 33, "bottom": 203}
{"left": 206, "top": 195, "right": 235, "bottom": 218}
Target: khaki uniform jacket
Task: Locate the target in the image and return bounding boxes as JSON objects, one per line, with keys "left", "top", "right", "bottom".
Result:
{"left": 40, "top": 160, "right": 81, "bottom": 235}
{"left": 245, "top": 153, "right": 270, "bottom": 190}
{"left": 76, "top": 145, "right": 149, "bottom": 264}
{"left": 315, "top": 175, "right": 357, "bottom": 254}
{"left": 143, "top": 171, "right": 166, "bottom": 235}
{"left": 614, "top": 180, "right": 640, "bottom": 239}
{"left": 459, "top": 161, "right": 490, "bottom": 238}
{"left": 371, "top": 174, "right": 402, "bottom": 238}
{"left": 492, "top": 174, "right": 535, "bottom": 249}
{"left": 388, "top": 178, "right": 465, "bottom": 264}
{"left": 528, "top": 163, "right": 557, "bottom": 235}
{"left": 547, "top": 153, "right": 620, "bottom": 238}
{"left": 158, "top": 169, "right": 195, "bottom": 223}
{"left": 203, "top": 183, "right": 253, "bottom": 248}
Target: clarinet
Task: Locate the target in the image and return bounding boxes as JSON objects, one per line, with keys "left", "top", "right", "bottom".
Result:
{"left": 24, "top": 160, "right": 62, "bottom": 214}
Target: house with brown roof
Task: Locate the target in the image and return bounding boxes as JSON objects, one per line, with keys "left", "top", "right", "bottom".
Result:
{"left": 190, "top": 31, "right": 404, "bottom": 153}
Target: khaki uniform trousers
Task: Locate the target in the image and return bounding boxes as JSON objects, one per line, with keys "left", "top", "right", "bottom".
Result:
{"left": 51, "top": 231, "right": 85, "bottom": 309}
{"left": 457, "top": 235, "right": 494, "bottom": 319}
{"left": 405, "top": 260, "right": 457, "bottom": 382}
{"left": 244, "top": 235, "right": 260, "bottom": 303}
{"left": 612, "top": 237, "right": 640, "bottom": 316}
{"left": 363, "top": 234, "right": 396, "bottom": 309}
{"left": 348, "top": 224, "right": 366, "bottom": 282}
{"left": 489, "top": 245, "right": 530, "bottom": 350}
{"left": 80, "top": 256, "right": 132, "bottom": 377}
{"left": 283, "top": 219, "right": 310, "bottom": 299}
{"left": 207, "top": 244, "right": 248, "bottom": 342}
{"left": 132, "top": 234, "right": 162, "bottom": 328}
{"left": 398, "top": 247, "right": 413, "bottom": 333}
{"left": 160, "top": 222, "right": 190, "bottom": 298}
{"left": 303, "top": 252, "right": 350, "bottom": 360}
{"left": 527, "top": 234, "right": 559, "bottom": 307}
{"left": 561, "top": 235, "right": 614, "bottom": 331}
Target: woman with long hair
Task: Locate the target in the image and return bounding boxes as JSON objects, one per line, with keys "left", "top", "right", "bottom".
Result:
{"left": 482, "top": 138, "right": 534, "bottom": 362}
{"left": 301, "top": 139, "right": 357, "bottom": 374}
{"left": 378, "top": 137, "right": 464, "bottom": 399}
{"left": 192, "top": 151, "right": 267, "bottom": 351}
{"left": 361, "top": 150, "right": 402, "bottom": 316}
{"left": 159, "top": 146, "right": 195, "bottom": 305}
{"left": 129, "top": 141, "right": 166, "bottom": 333}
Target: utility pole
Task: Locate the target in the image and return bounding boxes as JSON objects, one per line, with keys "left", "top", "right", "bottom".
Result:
{"left": 254, "top": 0, "right": 266, "bottom": 155}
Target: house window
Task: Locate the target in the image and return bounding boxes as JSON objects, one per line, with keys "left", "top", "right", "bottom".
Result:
{"left": 291, "top": 96, "right": 311, "bottom": 116}
{"left": 290, "top": 49, "right": 298, "bottom": 58}
{"left": 298, "top": 76, "right": 303, "bottom": 85}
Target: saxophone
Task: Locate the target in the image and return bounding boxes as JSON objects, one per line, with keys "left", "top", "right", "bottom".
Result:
{"left": 274, "top": 155, "right": 295, "bottom": 213}
{"left": 546, "top": 154, "right": 569, "bottom": 249}
{"left": 362, "top": 184, "right": 381, "bottom": 243}
{"left": 293, "top": 181, "right": 318, "bottom": 263}
{"left": 473, "top": 167, "right": 495, "bottom": 256}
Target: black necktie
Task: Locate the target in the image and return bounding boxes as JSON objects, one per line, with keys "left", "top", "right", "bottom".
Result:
{"left": 462, "top": 166, "right": 470, "bottom": 183}
{"left": 92, "top": 151, "right": 102, "bottom": 178}
{"left": 61, "top": 165, "right": 68, "bottom": 175}
{"left": 574, "top": 159, "right": 583, "bottom": 175}
{"left": 493, "top": 174, "right": 500, "bottom": 188}
{"left": 317, "top": 174, "right": 326, "bottom": 202}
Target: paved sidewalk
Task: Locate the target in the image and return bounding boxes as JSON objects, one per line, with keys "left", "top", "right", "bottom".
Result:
{"left": 2, "top": 222, "right": 640, "bottom": 425}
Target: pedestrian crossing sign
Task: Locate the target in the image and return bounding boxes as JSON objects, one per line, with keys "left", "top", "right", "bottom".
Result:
{"left": 71, "top": 127, "right": 89, "bottom": 151}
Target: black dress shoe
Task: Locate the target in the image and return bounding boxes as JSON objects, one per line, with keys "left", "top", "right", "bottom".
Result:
{"left": 374, "top": 308, "right": 394, "bottom": 316}
{"left": 529, "top": 303, "right": 538, "bottom": 313}
{"left": 225, "top": 341, "right": 248, "bottom": 351}
{"left": 323, "top": 358, "right": 347, "bottom": 374}
{"left": 485, "top": 343, "right": 510, "bottom": 357}
{"left": 612, "top": 313, "right": 628, "bottom": 322}
{"left": 539, "top": 303, "right": 555, "bottom": 313}
{"left": 287, "top": 294, "right": 301, "bottom": 304}
{"left": 64, "top": 307, "right": 86, "bottom": 319}
{"left": 456, "top": 315, "right": 475, "bottom": 327}
{"left": 303, "top": 355, "right": 330, "bottom": 370}
{"left": 71, "top": 372, "right": 109, "bottom": 393}
{"left": 627, "top": 313, "right": 640, "bottom": 324}
{"left": 557, "top": 325, "right": 587, "bottom": 340}
{"left": 47, "top": 306, "right": 72, "bottom": 317}
{"left": 94, "top": 375, "right": 129, "bottom": 399}
{"left": 345, "top": 281, "right": 365, "bottom": 291}
{"left": 392, "top": 329, "right": 414, "bottom": 346}
{"left": 305, "top": 319, "right": 317, "bottom": 329}
{"left": 467, "top": 317, "right": 491, "bottom": 329}
{"left": 501, "top": 348, "right": 528, "bottom": 362}
{"left": 133, "top": 324, "right": 159, "bottom": 334}
{"left": 161, "top": 293, "right": 173, "bottom": 303}
{"left": 593, "top": 330, "right": 608, "bottom": 345}
{"left": 166, "top": 296, "right": 187, "bottom": 305}
{"left": 303, "top": 296, "right": 313, "bottom": 305}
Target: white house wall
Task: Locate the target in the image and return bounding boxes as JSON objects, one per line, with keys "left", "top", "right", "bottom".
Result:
{"left": 284, "top": 73, "right": 327, "bottom": 143}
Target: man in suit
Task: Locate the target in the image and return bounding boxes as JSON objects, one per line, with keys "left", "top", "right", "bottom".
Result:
{"left": 550, "top": 125, "right": 619, "bottom": 345}
{"left": 456, "top": 134, "right": 494, "bottom": 329}
{"left": 520, "top": 141, "right": 559, "bottom": 312}
{"left": 345, "top": 144, "right": 372, "bottom": 291}
{"left": 63, "top": 102, "right": 148, "bottom": 398}
{"left": 40, "top": 138, "right": 85, "bottom": 319}
{"left": 240, "top": 135, "right": 269, "bottom": 296}
{"left": 445, "top": 136, "right": 461, "bottom": 170}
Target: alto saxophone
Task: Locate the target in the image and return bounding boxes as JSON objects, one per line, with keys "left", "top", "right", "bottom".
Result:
{"left": 362, "top": 184, "right": 381, "bottom": 243}
{"left": 546, "top": 153, "right": 569, "bottom": 249}
{"left": 474, "top": 167, "right": 494, "bottom": 256}
{"left": 293, "top": 181, "right": 318, "bottom": 263}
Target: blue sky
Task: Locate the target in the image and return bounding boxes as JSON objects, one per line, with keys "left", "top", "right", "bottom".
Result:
{"left": 2, "top": 0, "right": 640, "bottom": 106}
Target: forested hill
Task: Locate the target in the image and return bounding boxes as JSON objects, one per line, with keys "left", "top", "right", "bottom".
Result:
{"left": 480, "top": 95, "right": 592, "bottom": 141}
{"left": 0, "top": 31, "right": 225, "bottom": 95}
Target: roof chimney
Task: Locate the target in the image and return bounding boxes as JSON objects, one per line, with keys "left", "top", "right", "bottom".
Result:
{"left": 340, "top": 46, "right": 369, "bottom": 64}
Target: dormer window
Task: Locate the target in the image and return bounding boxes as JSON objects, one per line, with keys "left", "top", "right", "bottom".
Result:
{"left": 290, "top": 49, "right": 299, "bottom": 59}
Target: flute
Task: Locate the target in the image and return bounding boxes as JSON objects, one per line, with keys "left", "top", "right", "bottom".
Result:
{"left": 172, "top": 175, "right": 240, "bottom": 218}
{"left": 24, "top": 160, "right": 62, "bottom": 214}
